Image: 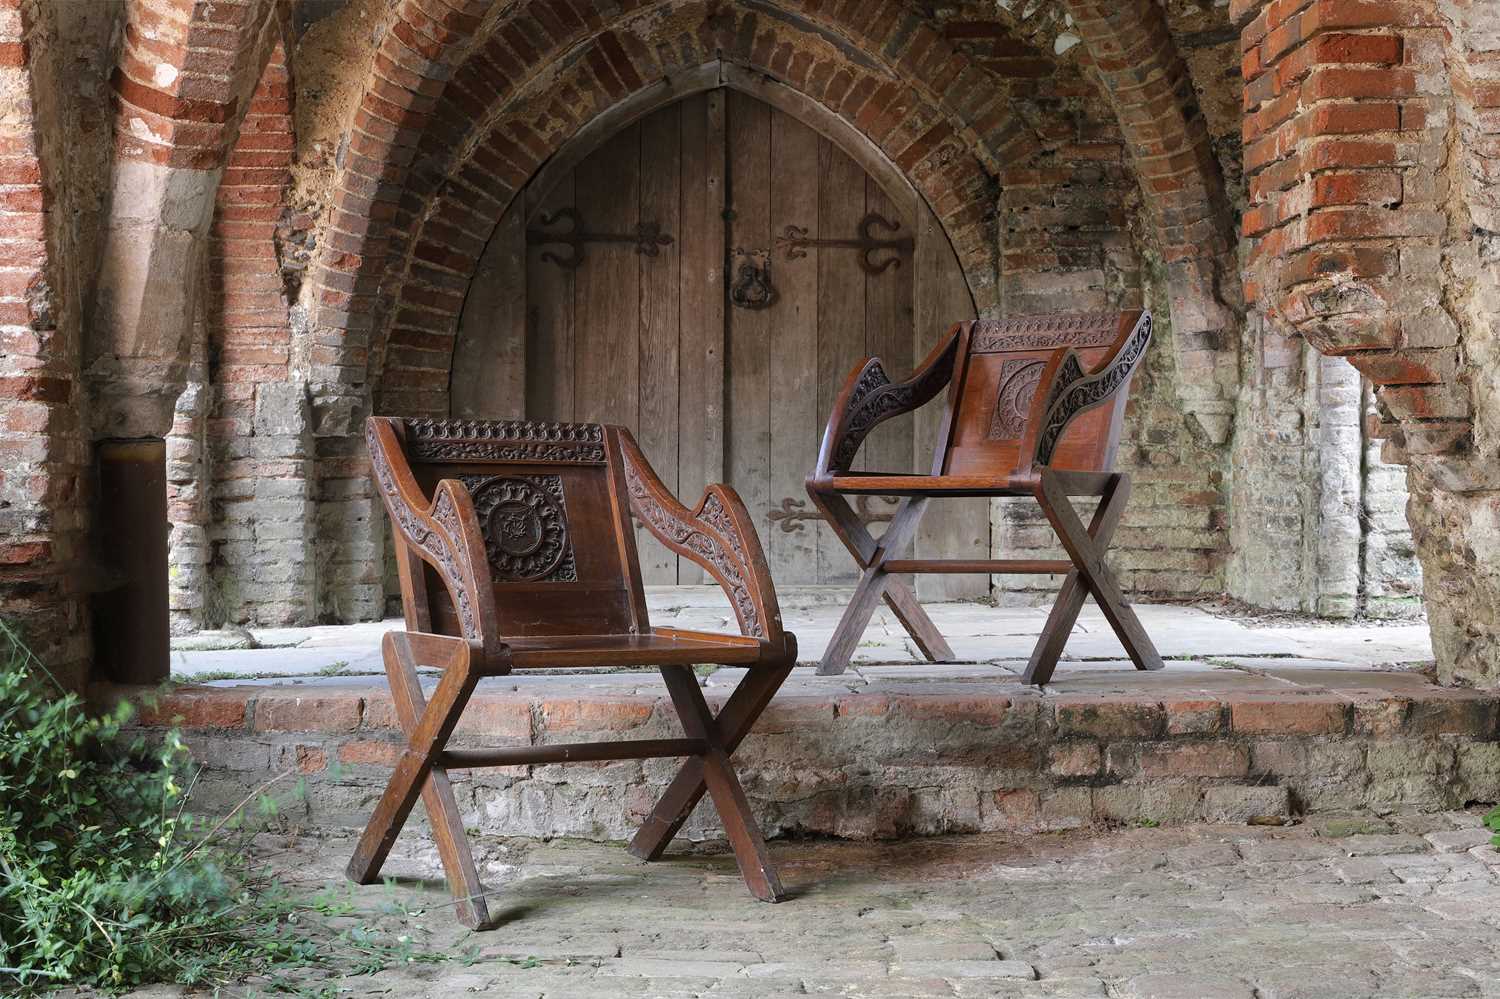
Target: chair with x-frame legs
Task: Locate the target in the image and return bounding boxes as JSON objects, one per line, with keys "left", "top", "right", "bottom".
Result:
{"left": 349, "top": 416, "right": 798, "bottom": 929}
{"left": 807, "top": 310, "right": 1164, "bottom": 684}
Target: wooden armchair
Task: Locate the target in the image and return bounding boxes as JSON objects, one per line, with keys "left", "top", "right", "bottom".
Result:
{"left": 806, "top": 310, "right": 1163, "bottom": 684}
{"left": 350, "top": 416, "right": 798, "bottom": 929}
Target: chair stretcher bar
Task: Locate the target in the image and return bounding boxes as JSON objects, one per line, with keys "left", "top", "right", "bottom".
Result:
{"left": 881, "top": 559, "right": 1073, "bottom": 574}
{"left": 440, "top": 738, "right": 708, "bottom": 768}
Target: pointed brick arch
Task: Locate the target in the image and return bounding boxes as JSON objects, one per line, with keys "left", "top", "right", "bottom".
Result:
{"left": 366, "top": 25, "right": 1010, "bottom": 413}
{"left": 302, "top": 0, "right": 1077, "bottom": 427}
{"left": 1061, "top": 0, "right": 1243, "bottom": 443}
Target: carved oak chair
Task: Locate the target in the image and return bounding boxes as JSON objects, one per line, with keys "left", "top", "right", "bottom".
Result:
{"left": 807, "top": 310, "right": 1163, "bottom": 684}
{"left": 351, "top": 416, "right": 798, "bottom": 929}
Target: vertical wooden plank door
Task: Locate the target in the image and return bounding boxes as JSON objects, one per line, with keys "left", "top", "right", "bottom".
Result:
{"left": 451, "top": 87, "right": 980, "bottom": 592}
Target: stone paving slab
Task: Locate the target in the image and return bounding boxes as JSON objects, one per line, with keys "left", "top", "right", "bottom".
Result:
{"left": 81, "top": 812, "right": 1500, "bottom": 998}
{"left": 168, "top": 589, "right": 1434, "bottom": 681}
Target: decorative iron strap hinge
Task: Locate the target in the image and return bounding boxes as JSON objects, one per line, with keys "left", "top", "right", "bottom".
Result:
{"left": 527, "top": 207, "right": 674, "bottom": 269}
{"left": 774, "top": 212, "right": 913, "bottom": 275}
{"left": 768, "top": 495, "right": 897, "bottom": 533}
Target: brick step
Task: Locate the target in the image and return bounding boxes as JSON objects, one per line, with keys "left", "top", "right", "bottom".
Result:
{"left": 93, "top": 665, "right": 1500, "bottom": 843}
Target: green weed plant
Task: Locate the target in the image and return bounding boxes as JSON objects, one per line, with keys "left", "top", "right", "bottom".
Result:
{"left": 0, "top": 620, "right": 454, "bottom": 995}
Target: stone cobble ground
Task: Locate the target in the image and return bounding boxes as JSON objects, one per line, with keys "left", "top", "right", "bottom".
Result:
{"left": 97, "top": 810, "right": 1500, "bottom": 999}
{"left": 167, "top": 591, "right": 1436, "bottom": 680}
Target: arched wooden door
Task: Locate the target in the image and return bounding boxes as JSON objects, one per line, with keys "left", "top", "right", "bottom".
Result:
{"left": 453, "top": 87, "right": 982, "bottom": 594}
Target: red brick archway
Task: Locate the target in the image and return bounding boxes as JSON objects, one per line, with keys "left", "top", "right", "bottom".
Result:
{"left": 368, "top": 44, "right": 1003, "bottom": 415}
{"left": 301, "top": 0, "right": 1160, "bottom": 427}
{"left": 1061, "top": 0, "right": 1243, "bottom": 443}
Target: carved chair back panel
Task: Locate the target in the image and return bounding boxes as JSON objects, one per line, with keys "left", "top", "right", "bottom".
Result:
{"left": 941, "top": 314, "right": 1130, "bottom": 478}
{"left": 397, "top": 419, "right": 645, "bottom": 639}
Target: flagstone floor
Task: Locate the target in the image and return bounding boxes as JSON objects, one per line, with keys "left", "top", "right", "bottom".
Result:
{"left": 170, "top": 587, "right": 1433, "bottom": 683}
{"left": 85, "top": 597, "right": 1500, "bottom": 997}
{"left": 105, "top": 809, "right": 1500, "bottom": 999}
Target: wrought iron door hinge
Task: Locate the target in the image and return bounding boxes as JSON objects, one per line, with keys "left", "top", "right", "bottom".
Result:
{"left": 768, "top": 495, "right": 897, "bottom": 533}
{"left": 527, "top": 207, "right": 673, "bottom": 269}
{"left": 774, "top": 212, "right": 913, "bottom": 274}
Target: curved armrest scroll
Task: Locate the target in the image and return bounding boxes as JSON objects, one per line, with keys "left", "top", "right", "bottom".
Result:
{"left": 814, "top": 327, "right": 961, "bottom": 477}
{"left": 617, "top": 430, "right": 784, "bottom": 645}
{"left": 1016, "top": 311, "right": 1152, "bottom": 475}
{"left": 366, "top": 417, "right": 503, "bottom": 664}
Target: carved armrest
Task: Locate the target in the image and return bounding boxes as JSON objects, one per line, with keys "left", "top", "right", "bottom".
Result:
{"left": 813, "top": 328, "right": 961, "bottom": 478}
{"left": 1015, "top": 311, "right": 1152, "bottom": 476}
{"left": 616, "top": 430, "right": 785, "bottom": 646}
{"left": 366, "top": 417, "right": 504, "bottom": 664}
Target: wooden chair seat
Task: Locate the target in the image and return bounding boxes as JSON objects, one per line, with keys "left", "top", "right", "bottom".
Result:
{"left": 823, "top": 471, "right": 1119, "bottom": 497}
{"left": 503, "top": 629, "right": 767, "bottom": 669}
{"left": 349, "top": 417, "right": 798, "bottom": 929}
{"left": 808, "top": 310, "right": 1165, "bottom": 684}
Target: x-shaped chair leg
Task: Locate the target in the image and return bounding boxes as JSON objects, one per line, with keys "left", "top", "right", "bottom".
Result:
{"left": 654, "top": 668, "right": 785, "bottom": 901}
{"left": 1025, "top": 471, "right": 1164, "bottom": 685}
{"left": 627, "top": 660, "right": 793, "bottom": 882}
{"left": 346, "top": 633, "right": 492, "bottom": 929}
{"left": 809, "top": 491, "right": 955, "bottom": 675}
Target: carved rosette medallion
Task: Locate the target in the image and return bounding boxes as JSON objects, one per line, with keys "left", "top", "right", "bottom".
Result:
{"left": 459, "top": 474, "right": 578, "bottom": 583}
{"left": 987, "top": 358, "right": 1045, "bottom": 440}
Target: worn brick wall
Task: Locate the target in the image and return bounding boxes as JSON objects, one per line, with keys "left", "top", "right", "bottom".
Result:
{"left": 205, "top": 46, "right": 320, "bottom": 628}
{"left": 5, "top": 0, "right": 1475, "bottom": 691}
{"left": 0, "top": 0, "right": 89, "bottom": 685}
{"left": 163, "top": 45, "right": 320, "bottom": 631}
{"left": 106, "top": 679, "right": 1500, "bottom": 842}
{"left": 1232, "top": 0, "right": 1500, "bottom": 680}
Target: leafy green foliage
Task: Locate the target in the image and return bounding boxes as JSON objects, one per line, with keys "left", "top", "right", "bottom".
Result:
{"left": 0, "top": 621, "right": 453, "bottom": 995}
{"left": 1484, "top": 804, "right": 1500, "bottom": 849}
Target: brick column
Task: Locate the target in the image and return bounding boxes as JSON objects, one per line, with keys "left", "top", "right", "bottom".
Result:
{"left": 88, "top": 0, "right": 281, "bottom": 439}
{"left": 0, "top": 0, "right": 89, "bottom": 686}
{"left": 1236, "top": 0, "right": 1500, "bottom": 683}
